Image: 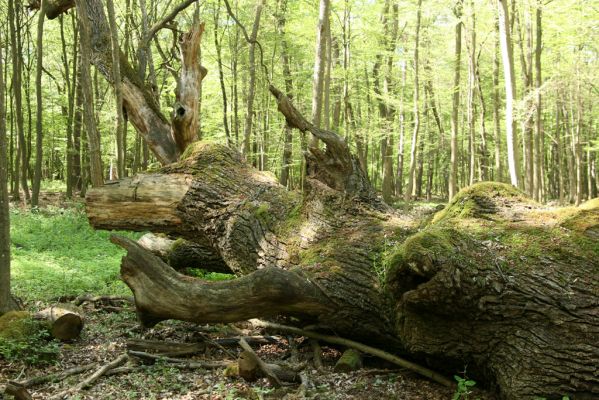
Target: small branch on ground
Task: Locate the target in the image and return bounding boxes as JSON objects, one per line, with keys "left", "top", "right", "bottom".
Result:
{"left": 14, "top": 362, "right": 97, "bottom": 388}
{"left": 48, "top": 354, "right": 128, "bottom": 400}
{"left": 127, "top": 350, "right": 228, "bottom": 369}
{"left": 238, "top": 337, "right": 283, "bottom": 388}
{"left": 251, "top": 320, "right": 454, "bottom": 388}
{"left": 126, "top": 338, "right": 205, "bottom": 357}
{"left": 73, "top": 294, "right": 134, "bottom": 307}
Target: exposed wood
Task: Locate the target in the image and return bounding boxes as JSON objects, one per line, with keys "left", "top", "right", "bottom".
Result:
{"left": 85, "top": 174, "right": 193, "bottom": 233}
{"left": 172, "top": 22, "right": 207, "bottom": 154}
{"left": 35, "top": 304, "right": 84, "bottom": 341}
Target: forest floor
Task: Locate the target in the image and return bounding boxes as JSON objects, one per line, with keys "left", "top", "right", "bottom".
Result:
{"left": 1, "top": 190, "right": 497, "bottom": 400}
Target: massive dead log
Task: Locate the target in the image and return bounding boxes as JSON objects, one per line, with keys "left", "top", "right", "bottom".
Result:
{"left": 79, "top": 57, "right": 597, "bottom": 400}
{"left": 87, "top": 142, "right": 598, "bottom": 399}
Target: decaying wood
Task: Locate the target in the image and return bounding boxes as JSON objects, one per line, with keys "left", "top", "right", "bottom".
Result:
{"left": 38, "top": 0, "right": 207, "bottom": 165}
{"left": 35, "top": 304, "right": 84, "bottom": 341}
{"left": 269, "top": 85, "right": 378, "bottom": 203}
{"left": 48, "top": 354, "right": 128, "bottom": 400}
{"left": 87, "top": 130, "right": 599, "bottom": 399}
{"left": 4, "top": 382, "right": 32, "bottom": 400}
{"left": 334, "top": 349, "right": 363, "bottom": 372}
{"left": 86, "top": 174, "right": 193, "bottom": 233}
{"left": 126, "top": 338, "right": 205, "bottom": 357}
{"left": 172, "top": 22, "right": 207, "bottom": 153}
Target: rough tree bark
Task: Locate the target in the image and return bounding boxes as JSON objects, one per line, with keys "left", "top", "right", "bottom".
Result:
{"left": 0, "top": 37, "right": 19, "bottom": 315}
{"left": 86, "top": 87, "right": 598, "bottom": 400}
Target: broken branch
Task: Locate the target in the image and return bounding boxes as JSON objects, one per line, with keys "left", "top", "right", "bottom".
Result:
{"left": 252, "top": 320, "right": 453, "bottom": 388}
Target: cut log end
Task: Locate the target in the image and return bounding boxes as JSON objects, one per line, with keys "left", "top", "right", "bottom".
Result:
{"left": 36, "top": 305, "right": 84, "bottom": 341}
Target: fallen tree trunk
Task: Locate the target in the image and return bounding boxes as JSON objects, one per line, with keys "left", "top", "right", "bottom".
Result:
{"left": 78, "top": 50, "right": 598, "bottom": 400}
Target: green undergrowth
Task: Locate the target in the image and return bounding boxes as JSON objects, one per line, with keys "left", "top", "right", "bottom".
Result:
{"left": 0, "top": 311, "right": 60, "bottom": 365}
{"left": 184, "top": 268, "right": 234, "bottom": 281}
{"left": 10, "top": 205, "right": 143, "bottom": 302}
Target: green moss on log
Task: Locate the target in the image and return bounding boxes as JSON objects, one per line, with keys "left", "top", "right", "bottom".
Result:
{"left": 0, "top": 311, "right": 32, "bottom": 340}
{"left": 432, "top": 182, "right": 531, "bottom": 224}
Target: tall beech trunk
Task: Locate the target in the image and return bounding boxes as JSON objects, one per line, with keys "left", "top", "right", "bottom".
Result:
{"left": 404, "top": 0, "right": 422, "bottom": 202}
{"left": 106, "top": 0, "right": 126, "bottom": 179}
{"left": 277, "top": 0, "right": 294, "bottom": 189}
{"left": 0, "top": 38, "right": 18, "bottom": 314}
{"left": 310, "top": 0, "right": 330, "bottom": 146}
{"left": 31, "top": 0, "right": 46, "bottom": 207}
{"left": 241, "top": 1, "right": 264, "bottom": 161}
{"left": 497, "top": 0, "right": 519, "bottom": 188}
{"left": 86, "top": 88, "right": 599, "bottom": 399}
{"left": 9, "top": 0, "right": 31, "bottom": 202}
{"left": 448, "top": 0, "right": 462, "bottom": 200}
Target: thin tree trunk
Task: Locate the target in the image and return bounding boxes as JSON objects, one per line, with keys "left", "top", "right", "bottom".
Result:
{"left": 214, "top": 0, "right": 231, "bottom": 147}
{"left": 277, "top": 0, "right": 294, "bottom": 188}
{"left": 493, "top": 20, "right": 502, "bottom": 182}
{"left": 396, "top": 62, "right": 407, "bottom": 196}
{"left": 497, "top": 0, "right": 519, "bottom": 187}
{"left": 106, "top": 0, "right": 126, "bottom": 179}
{"left": 73, "top": 58, "right": 83, "bottom": 191}
{"left": 9, "top": 0, "right": 31, "bottom": 202}
{"left": 449, "top": 0, "right": 462, "bottom": 200}
{"left": 31, "top": 0, "right": 46, "bottom": 207}
{"left": 310, "top": 0, "right": 330, "bottom": 146}
{"left": 533, "top": 4, "right": 542, "bottom": 201}
{"left": 404, "top": 0, "right": 422, "bottom": 202}
{"left": 0, "top": 29, "right": 16, "bottom": 314}
{"left": 467, "top": 3, "right": 476, "bottom": 186}
{"left": 242, "top": 0, "right": 264, "bottom": 161}
{"left": 76, "top": 0, "right": 104, "bottom": 187}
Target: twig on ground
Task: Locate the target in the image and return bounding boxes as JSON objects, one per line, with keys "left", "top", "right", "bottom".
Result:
{"left": 251, "top": 320, "right": 454, "bottom": 388}
{"left": 127, "top": 350, "right": 228, "bottom": 369}
{"left": 238, "top": 337, "right": 283, "bottom": 388}
{"left": 73, "top": 294, "right": 133, "bottom": 306}
{"left": 48, "top": 354, "right": 128, "bottom": 400}
{"left": 15, "top": 362, "right": 97, "bottom": 388}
